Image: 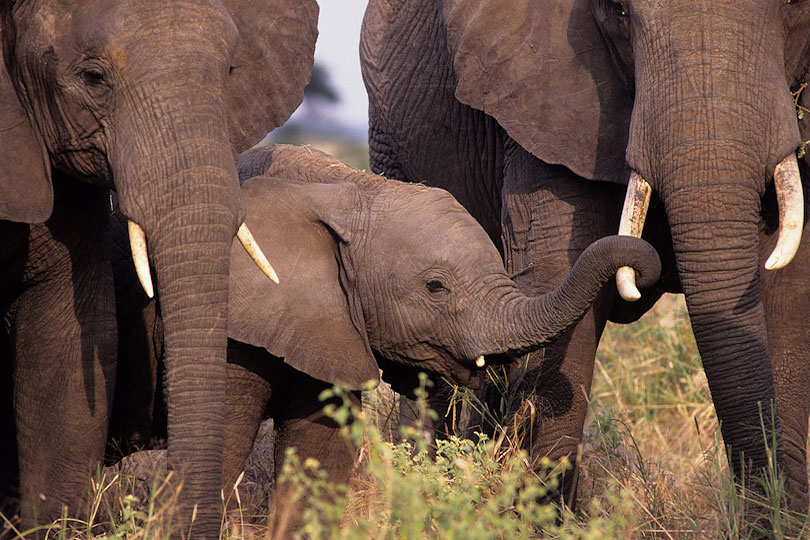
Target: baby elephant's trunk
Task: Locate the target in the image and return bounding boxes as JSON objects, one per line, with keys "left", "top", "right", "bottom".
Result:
{"left": 482, "top": 236, "right": 660, "bottom": 355}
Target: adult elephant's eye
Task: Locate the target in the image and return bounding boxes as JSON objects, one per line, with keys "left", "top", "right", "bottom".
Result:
{"left": 80, "top": 67, "right": 106, "bottom": 86}
{"left": 612, "top": 0, "right": 627, "bottom": 16}
{"left": 426, "top": 279, "right": 448, "bottom": 294}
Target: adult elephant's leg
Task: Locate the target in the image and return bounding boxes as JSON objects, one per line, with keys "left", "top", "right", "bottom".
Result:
{"left": 498, "top": 140, "right": 624, "bottom": 505}
{"left": 0, "top": 327, "right": 18, "bottom": 517}
{"left": 9, "top": 179, "right": 116, "bottom": 526}
{"left": 270, "top": 368, "right": 359, "bottom": 536}
{"left": 759, "top": 193, "right": 810, "bottom": 515}
{"left": 222, "top": 341, "right": 272, "bottom": 494}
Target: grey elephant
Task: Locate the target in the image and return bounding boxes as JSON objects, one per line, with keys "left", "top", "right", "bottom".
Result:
{"left": 361, "top": 0, "right": 810, "bottom": 515}
{"left": 107, "top": 145, "right": 660, "bottom": 531}
{"left": 0, "top": 1, "right": 317, "bottom": 535}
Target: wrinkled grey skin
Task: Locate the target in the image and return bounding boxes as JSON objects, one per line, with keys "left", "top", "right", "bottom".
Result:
{"left": 107, "top": 145, "right": 660, "bottom": 532}
{"left": 0, "top": 2, "right": 317, "bottom": 536}
{"left": 360, "top": 0, "right": 810, "bottom": 516}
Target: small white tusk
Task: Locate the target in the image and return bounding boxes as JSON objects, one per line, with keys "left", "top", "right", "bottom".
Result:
{"left": 616, "top": 171, "right": 652, "bottom": 301}
{"left": 765, "top": 153, "right": 804, "bottom": 270}
{"left": 128, "top": 221, "right": 154, "bottom": 299}
{"left": 475, "top": 355, "right": 486, "bottom": 368}
{"left": 237, "top": 223, "right": 279, "bottom": 284}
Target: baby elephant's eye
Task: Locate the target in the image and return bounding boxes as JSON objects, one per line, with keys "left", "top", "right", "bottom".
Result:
{"left": 426, "top": 279, "right": 447, "bottom": 294}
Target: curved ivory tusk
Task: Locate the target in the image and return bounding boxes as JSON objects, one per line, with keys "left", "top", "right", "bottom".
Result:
{"left": 128, "top": 221, "right": 154, "bottom": 299}
{"left": 237, "top": 223, "right": 280, "bottom": 284}
{"left": 475, "top": 355, "right": 486, "bottom": 368}
{"left": 765, "top": 153, "right": 804, "bottom": 270}
{"left": 616, "top": 171, "right": 653, "bottom": 301}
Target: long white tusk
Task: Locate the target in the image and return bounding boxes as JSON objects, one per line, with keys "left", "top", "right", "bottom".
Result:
{"left": 128, "top": 221, "right": 154, "bottom": 299}
{"left": 765, "top": 153, "right": 804, "bottom": 270}
{"left": 616, "top": 171, "right": 653, "bottom": 301}
{"left": 475, "top": 355, "right": 486, "bottom": 368}
{"left": 237, "top": 223, "right": 279, "bottom": 284}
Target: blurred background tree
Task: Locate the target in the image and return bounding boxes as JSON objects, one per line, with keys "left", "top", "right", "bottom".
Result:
{"left": 305, "top": 64, "right": 339, "bottom": 104}
{"left": 264, "top": 62, "right": 369, "bottom": 170}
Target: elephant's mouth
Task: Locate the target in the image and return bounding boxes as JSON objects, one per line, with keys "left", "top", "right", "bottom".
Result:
{"left": 448, "top": 354, "right": 519, "bottom": 387}
{"left": 480, "top": 352, "right": 523, "bottom": 369}
{"left": 375, "top": 346, "right": 520, "bottom": 397}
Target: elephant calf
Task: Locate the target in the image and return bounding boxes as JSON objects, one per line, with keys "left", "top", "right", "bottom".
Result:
{"left": 107, "top": 144, "right": 660, "bottom": 515}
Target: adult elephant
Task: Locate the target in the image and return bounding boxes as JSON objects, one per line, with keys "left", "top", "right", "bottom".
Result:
{"left": 361, "top": 0, "right": 810, "bottom": 515}
{"left": 0, "top": 1, "right": 317, "bottom": 537}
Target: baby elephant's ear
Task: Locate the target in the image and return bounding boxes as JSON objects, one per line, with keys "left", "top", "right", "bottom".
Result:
{"left": 0, "top": 29, "right": 52, "bottom": 223}
{"left": 227, "top": 177, "right": 380, "bottom": 390}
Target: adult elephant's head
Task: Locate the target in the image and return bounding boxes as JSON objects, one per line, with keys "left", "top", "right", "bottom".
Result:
{"left": 0, "top": 0, "right": 317, "bottom": 535}
{"left": 443, "top": 0, "right": 810, "bottom": 502}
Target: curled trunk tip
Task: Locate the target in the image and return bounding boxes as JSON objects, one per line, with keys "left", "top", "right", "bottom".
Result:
{"left": 489, "top": 235, "right": 661, "bottom": 354}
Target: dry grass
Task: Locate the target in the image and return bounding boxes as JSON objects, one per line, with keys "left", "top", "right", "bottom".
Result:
{"left": 581, "top": 294, "right": 809, "bottom": 538}
{"left": 581, "top": 293, "right": 717, "bottom": 537}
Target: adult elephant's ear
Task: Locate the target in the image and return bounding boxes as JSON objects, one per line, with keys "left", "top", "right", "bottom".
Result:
{"left": 222, "top": 0, "right": 319, "bottom": 152}
{"left": 442, "top": 0, "right": 632, "bottom": 183}
{"left": 0, "top": 25, "right": 52, "bottom": 223}
{"left": 227, "top": 177, "right": 380, "bottom": 390}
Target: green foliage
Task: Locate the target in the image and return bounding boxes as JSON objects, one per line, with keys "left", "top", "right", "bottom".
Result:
{"left": 274, "top": 382, "right": 641, "bottom": 540}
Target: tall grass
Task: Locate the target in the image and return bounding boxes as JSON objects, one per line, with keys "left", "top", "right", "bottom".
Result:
{"left": 2, "top": 294, "right": 807, "bottom": 539}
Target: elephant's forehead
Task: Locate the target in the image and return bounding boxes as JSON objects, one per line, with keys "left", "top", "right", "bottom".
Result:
{"left": 64, "top": 1, "right": 237, "bottom": 57}
{"left": 380, "top": 193, "right": 503, "bottom": 270}
{"left": 32, "top": 4, "right": 60, "bottom": 38}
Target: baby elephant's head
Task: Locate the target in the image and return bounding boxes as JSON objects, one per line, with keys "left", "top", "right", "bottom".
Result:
{"left": 227, "top": 169, "right": 659, "bottom": 394}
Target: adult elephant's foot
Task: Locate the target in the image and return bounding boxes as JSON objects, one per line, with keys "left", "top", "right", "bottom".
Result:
{"left": 509, "top": 305, "right": 607, "bottom": 512}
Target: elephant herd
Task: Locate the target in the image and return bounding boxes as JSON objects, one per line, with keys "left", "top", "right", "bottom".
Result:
{"left": 0, "top": 1, "right": 809, "bottom": 539}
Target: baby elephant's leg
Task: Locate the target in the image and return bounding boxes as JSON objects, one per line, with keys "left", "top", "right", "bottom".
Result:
{"left": 223, "top": 341, "right": 273, "bottom": 493}
{"left": 270, "top": 368, "right": 360, "bottom": 534}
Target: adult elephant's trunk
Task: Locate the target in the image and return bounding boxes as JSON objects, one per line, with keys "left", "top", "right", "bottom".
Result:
{"left": 147, "top": 204, "right": 233, "bottom": 537}
{"left": 667, "top": 183, "right": 778, "bottom": 475}
{"left": 110, "top": 64, "right": 245, "bottom": 538}
{"left": 475, "top": 236, "right": 660, "bottom": 356}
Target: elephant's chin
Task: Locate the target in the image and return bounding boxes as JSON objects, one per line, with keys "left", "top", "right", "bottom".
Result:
{"left": 375, "top": 350, "right": 496, "bottom": 398}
